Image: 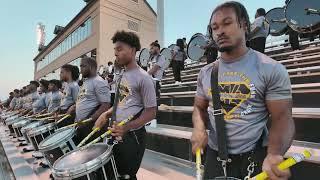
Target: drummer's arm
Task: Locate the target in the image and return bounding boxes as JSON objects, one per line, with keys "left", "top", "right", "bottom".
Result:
{"left": 91, "top": 102, "right": 110, "bottom": 122}
{"left": 147, "top": 65, "right": 160, "bottom": 76}
{"left": 124, "top": 107, "right": 156, "bottom": 131}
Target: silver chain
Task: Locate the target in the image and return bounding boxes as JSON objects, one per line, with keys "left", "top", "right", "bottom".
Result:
{"left": 244, "top": 157, "right": 256, "bottom": 180}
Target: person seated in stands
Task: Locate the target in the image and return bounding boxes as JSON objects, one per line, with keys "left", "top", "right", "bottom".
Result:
{"left": 148, "top": 40, "right": 166, "bottom": 99}
{"left": 249, "top": 8, "right": 269, "bottom": 53}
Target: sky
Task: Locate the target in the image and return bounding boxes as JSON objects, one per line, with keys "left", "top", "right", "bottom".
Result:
{"left": 0, "top": 0, "right": 284, "bottom": 101}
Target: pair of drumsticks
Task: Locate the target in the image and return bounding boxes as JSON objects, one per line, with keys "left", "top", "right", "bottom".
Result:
{"left": 195, "top": 148, "right": 311, "bottom": 180}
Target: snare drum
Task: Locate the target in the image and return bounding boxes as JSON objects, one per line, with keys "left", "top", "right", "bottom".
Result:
{"left": 39, "top": 127, "right": 77, "bottom": 168}
{"left": 12, "top": 119, "right": 31, "bottom": 138}
{"left": 6, "top": 116, "right": 23, "bottom": 135}
{"left": 21, "top": 121, "right": 45, "bottom": 143}
{"left": 27, "top": 123, "right": 56, "bottom": 151}
{"left": 53, "top": 143, "right": 119, "bottom": 180}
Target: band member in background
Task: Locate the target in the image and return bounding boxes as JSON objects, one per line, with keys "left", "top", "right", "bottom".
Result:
{"left": 23, "top": 81, "right": 40, "bottom": 115}
{"left": 148, "top": 40, "right": 166, "bottom": 99}
{"left": 32, "top": 79, "right": 50, "bottom": 114}
{"left": 249, "top": 8, "right": 269, "bottom": 53}
{"left": 204, "top": 25, "right": 219, "bottom": 64}
{"left": 94, "top": 31, "right": 157, "bottom": 180}
{"left": 191, "top": 2, "right": 293, "bottom": 179}
{"left": 172, "top": 39, "right": 186, "bottom": 84}
{"left": 67, "top": 57, "right": 111, "bottom": 144}
{"left": 59, "top": 64, "right": 80, "bottom": 113}
{"left": 46, "top": 80, "right": 62, "bottom": 113}
{"left": 8, "top": 89, "right": 19, "bottom": 111}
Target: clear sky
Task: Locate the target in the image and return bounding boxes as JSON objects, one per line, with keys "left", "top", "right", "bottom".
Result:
{"left": 0, "top": 0, "right": 284, "bottom": 101}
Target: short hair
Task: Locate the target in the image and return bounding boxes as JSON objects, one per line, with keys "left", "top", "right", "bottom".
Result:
{"left": 14, "top": 89, "right": 19, "bottom": 93}
{"left": 30, "top": 80, "right": 40, "bottom": 87}
{"left": 82, "top": 56, "right": 97, "bottom": 70}
{"left": 150, "top": 40, "right": 160, "bottom": 49}
{"left": 256, "top": 8, "right": 266, "bottom": 16}
{"left": 210, "top": 1, "right": 251, "bottom": 39}
{"left": 39, "top": 79, "right": 49, "bottom": 89}
{"left": 112, "top": 30, "right": 141, "bottom": 51}
{"left": 62, "top": 64, "right": 80, "bottom": 81}
{"left": 49, "top": 79, "right": 62, "bottom": 89}
{"left": 9, "top": 92, "right": 13, "bottom": 95}
{"left": 107, "top": 61, "right": 113, "bottom": 66}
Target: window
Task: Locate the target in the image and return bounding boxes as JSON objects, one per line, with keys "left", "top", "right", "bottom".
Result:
{"left": 128, "top": 20, "right": 140, "bottom": 32}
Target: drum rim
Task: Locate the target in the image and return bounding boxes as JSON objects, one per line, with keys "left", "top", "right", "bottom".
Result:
{"left": 52, "top": 143, "right": 113, "bottom": 178}
{"left": 27, "top": 123, "right": 56, "bottom": 137}
{"left": 39, "top": 127, "right": 76, "bottom": 151}
{"left": 160, "top": 47, "right": 173, "bottom": 69}
{"left": 21, "top": 121, "right": 44, "bottom": 133}
{"left": 6, "top": 118, "right": 21, "bottom": 125}
{"left": 139, "top": 48, "right": 150, "bottom": 67}
{"left": 12, "top": 120, "right": 31, "bottom": 128}
{"left": 187, "top": 33, "right": 207, "bottom": 61}
{"left": 265, "top": 7, "right": 288, "bottom": 36}
{"left": 284, "top": 0, "right": 320, "bottom": 34}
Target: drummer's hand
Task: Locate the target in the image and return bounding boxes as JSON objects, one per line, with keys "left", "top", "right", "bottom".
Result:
{"left": 94, "top": 112, "right": 109, "bottom": 129}
{"left": 262, "top": 154, "right": 291, "bottom": 180}
{"left": 190, "top": 128, "right": 208, "bottom": 154}
{"left": 109, "top": 122, "right": 129, "bottom": 139}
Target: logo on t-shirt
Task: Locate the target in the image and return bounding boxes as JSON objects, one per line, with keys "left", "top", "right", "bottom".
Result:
{"left": 118, "top": 79, "right": 131, "bottom": 106}
{"left": 211, "top": 72, "right": 256, "bottom": 120}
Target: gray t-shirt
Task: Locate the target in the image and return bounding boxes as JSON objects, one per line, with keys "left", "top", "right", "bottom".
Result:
{"left": 196, "top": 49, "right": 292, "bottom": 154}
{"left": 173, "top": 46, "right": 185, "bottom": 61}
{"left": 75, "top": 76, "right": 111, "bottom": 121}
{"left": 25, "top": 92, "right": 40, "bottom": 110}
{"left": 250, "top": 16, "right": 269, "bottom": 39}
{"left": 60, "top": 81, "right": 80, "bottom": 111}
{"left": 115, "top": 67, "right": 157, "bottom": 125}
{"left": 33, "top": 94, "right": 47, "bottom": 113}
{"left": 9, "top": 97, "right": 17, "bottom": 109}
{"left": 14, "top": 97, "right": 22, "bottom": 110}
{"left": 47, "top": 91, "right": 62, "bottom": 113}
{"left": 151, "top": 54, "right": 166, "bottom": 80}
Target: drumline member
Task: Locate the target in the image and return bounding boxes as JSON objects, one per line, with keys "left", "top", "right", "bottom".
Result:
{"left": 32, "top": 79, "right": 50, "bottom": 114}
{"left": 191, "top": 1, "right": 293, "bottom": 179}
{"left": 94, "top": 31, "right": 157, "bottom": 180}
{"left": 148, "top": 40, "right": 166, "bottom": 99}
{"left": 249, "top": 8, "right": 269, "bottom": 53}
{"left": 8, "top": 89, "right": 19, "bottom": 111}
{"left": 67, "top": 56, "right": 111, "bottom": 145}
{"left": 47, "top": 79, "right": 62, "bottom": 114}
{"left": 23, "top": 81, "right": 40, "bottom": 115}
{"left": 203, "top": 25, "right": 219, "bottom": 64}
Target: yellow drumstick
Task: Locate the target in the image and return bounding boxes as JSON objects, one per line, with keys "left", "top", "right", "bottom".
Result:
{"left": 86, "top": 115, "right": 134, "bottom": 147}
{"left": 56, "top": 114, "right": 71, "bottom": 124}
{"left": 196, "top": 148, "right": 203, "bottom": 180}
{"left": 251, "top": 150, "right": 312, "bottom": 180}
{"left": 35, "top": 112, "right": 52, "bottom": 118}
{"left": 77, "top": 127, "right": 101, "bottom": 148}
{"left": 64, "top": 118, "right": 92, "bottom": 128}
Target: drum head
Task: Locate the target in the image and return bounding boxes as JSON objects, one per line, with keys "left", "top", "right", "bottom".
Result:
{"left": 265, "top": 7, "right": 288, "bottom": 36}
{"left": 21, "top": 121, "right": 43, "bottom": 133}
{"left": 187, "top": 33, "right": 208, "bottom": 61}
{"left": 160, "top": 48, "right": 172, "bottom": 70}
{"left": 39, "top": 127, "right": 75, "bottom": 150}
{"left": 53, "top": 143, "right": 112, "bottom": 177}
{"left": 138, "top": 48, "right": 150, "bottom": 67}
{"left": 285, "top": 0, "right": 320, "bottom": 33}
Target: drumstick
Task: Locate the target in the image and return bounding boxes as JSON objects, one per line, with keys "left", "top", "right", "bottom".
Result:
{"left": 86, "top": 115, "right": 134, "bottom": 147}
{"left": 35, "top": 112, "right": 52, "bottom": 118}
{"left": 196, "top": 148, "right": 203, "bottom": 180}
{"left": 77, "top": 127, "right": 101, "bottom": 148}
{"left": 56, "top": 114, "right": 71, "bottom": 124}
{"left": 250, "top": 150, "right": 312, "bottom": 180}
{"left": 64, "top": 118, "right": 92, "bottom": 128}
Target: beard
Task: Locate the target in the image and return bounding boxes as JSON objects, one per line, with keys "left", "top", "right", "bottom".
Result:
{"left": 218, "top": 45, "right": 235, "bottom": 52}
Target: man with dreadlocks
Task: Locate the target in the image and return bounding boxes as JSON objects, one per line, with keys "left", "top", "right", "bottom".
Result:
{"left": 191, "top": 1, "right": 293, "bottom": 179}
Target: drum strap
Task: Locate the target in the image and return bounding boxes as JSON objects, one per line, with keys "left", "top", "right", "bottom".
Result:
{"left": 210, "top": 62, "right": 230, "bottom": 177}
{"left": 110, "top": 69, "right": 124, "bottom": 126}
